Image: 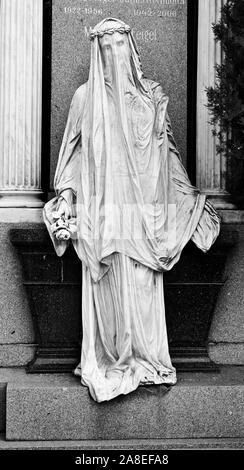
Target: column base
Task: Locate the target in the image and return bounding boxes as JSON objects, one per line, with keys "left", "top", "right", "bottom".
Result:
{"left": 0, "top": 191, "right": 44, "bottom": 208}
{"left": 202, "top": 191, "right": 236, "bottom": 210}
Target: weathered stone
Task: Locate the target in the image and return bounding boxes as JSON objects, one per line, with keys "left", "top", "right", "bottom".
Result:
{"left": 0, "top": 224, "right": 36, "bottom": 345}
{"left": 6, "top": 368, "right": 244, "bottom": 441}
{"left": 0, "top": 345, "right": 36, "bottom": 367}
{"left": 208, "top": 344, "right": 244, "bottom": 365}
{"left": 208, "top": 229, "right": 244, "bottom": 364}
{"left": 209, "top": 240, "right": 244, "bottom": 344}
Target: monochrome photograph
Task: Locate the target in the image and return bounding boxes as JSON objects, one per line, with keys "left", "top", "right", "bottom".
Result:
{"left": 0, "top": 0, "right": 243, "bottom": 462}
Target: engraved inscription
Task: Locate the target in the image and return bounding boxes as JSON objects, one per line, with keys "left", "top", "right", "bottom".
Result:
{"left": 64, "top": 6, "right": 103, "bottom": 15}
{"left": 64, "top": 0, "right": 185, "bottom": 4}
{"left": 83, "top": 25, "right": 157, "bottom": 41}
{"left": 63, "top": 0, "right": 187, "bottom": 42}
{"left": 134, "top": 9, "right": 177, "bottom": 17}
{"left": 63, "top": 0, "right": 186, "bottom": 16}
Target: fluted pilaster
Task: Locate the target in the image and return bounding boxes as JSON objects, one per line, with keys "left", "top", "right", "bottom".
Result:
{"left": 0, "top": 0, "right": 43, "bottom": 207}
{"left": 196, "top": 0, "right": 233, "bottom": 209}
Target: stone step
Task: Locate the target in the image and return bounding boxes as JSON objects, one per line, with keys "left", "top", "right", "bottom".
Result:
{"left": 0, "top": 434, "right": 243, "bottom": 450}
{"left": 5, "top": 367, "right": 244, "bottom": 441}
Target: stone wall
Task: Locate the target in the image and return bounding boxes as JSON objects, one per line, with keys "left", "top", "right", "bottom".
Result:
{"left": 0, "top": 224, "right": 37, "bottom": 367}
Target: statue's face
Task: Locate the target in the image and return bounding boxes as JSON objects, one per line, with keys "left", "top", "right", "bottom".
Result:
{"left": 99, "top": 32, "right": 131, "bottom": 78}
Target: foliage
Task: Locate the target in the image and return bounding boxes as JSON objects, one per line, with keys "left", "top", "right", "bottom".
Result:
{"left": 206, "top": 0, "right": 244, "bottom": 205}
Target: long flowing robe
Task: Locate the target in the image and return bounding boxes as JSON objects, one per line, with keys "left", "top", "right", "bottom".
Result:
{"left": 43, "top": 19, "right": 220, "bottom": 402}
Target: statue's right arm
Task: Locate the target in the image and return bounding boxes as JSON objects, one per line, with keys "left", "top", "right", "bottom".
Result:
{"left": 43, "top": 84, "right": 87, "bottom": 254}
{"left": 53, "top": 83, "right": 87, "bottom": 207}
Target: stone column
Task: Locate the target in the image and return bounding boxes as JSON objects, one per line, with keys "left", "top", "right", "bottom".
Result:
{"left": 0, "top": 0, "right": 43, "bottom": 207}
{"left": 196, "top": 0, "right": 233, "bottom": 209}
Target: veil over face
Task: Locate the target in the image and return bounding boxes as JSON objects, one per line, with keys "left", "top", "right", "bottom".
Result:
{"left": 48, "top": 18, "right": 220, "bottom": 282}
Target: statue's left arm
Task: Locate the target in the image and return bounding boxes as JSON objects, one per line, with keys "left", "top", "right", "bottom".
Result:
{"left": 165, "top": 110, "right": 221, "bottom": 252}
{"left": 151, "top": 80, "right": 221, "bottom": 254}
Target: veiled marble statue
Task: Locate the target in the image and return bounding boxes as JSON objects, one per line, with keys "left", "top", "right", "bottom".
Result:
{"left": 44, "top": 18, "right": 220, "bottom": 402}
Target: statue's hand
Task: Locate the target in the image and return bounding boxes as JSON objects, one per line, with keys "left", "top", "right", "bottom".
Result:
{"left": 56, "top": 198, "right": 72, "bottom": 219}
{"left": 56, "top": 229, "right": 70, "bottom": 241}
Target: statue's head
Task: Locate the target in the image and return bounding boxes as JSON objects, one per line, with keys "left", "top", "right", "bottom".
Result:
{"left": 88, "top": 18, "right": 146, "bottom": 93}
{"left": 90, "top": 18, "right": 132, "bottom": 78}
{"left": 90, "top": 18, "right": 142, "bottom": 87}
{"left": 90, "top": 18, "right": 131, "bottom": 40}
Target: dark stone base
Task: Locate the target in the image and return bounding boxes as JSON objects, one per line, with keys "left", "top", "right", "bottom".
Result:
{"left": 10, "top": 224, "right": 236, "bottom": 373}
{"left": 27, "top": 347, "right": 80, "bottom": 374}
{"left": 26, "top": 346, "right": 218, "bottom": 374}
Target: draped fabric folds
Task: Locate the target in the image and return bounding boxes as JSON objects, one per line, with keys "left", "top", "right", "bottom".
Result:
{"left": 43, "top": 18, "right": 220, "bottom": 402}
